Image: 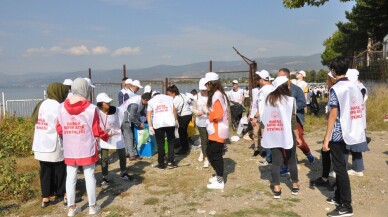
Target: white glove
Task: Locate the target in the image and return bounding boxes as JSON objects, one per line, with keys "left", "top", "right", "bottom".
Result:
{"left": 149, "top": 127, "right": 155, "bottom": 135}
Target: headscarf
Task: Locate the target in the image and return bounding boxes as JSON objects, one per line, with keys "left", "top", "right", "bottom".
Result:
{"left": 71, "top": 77, "right": 90, "bottom": 98}
{"left": 31, "top": 83, "right": 70, "bottom": 123}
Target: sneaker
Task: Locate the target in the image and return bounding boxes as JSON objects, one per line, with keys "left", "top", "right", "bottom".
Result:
{"left": 327, "top": 205, "right": 353, "bottom": 217}
{"left": 280, "top": 167, "right": 289, "bottom": 176}
{"left": 120, "top": 173, "right": 133, "bottom": 180}
{"left": 198, "top": 152, "right": 204, "bottom": 162}
{"left": 347, "top": 169, "right": 364, "bottom": 177}
{"left": 311, "top": 177, "right": 330, "bottom": 188}
{"left": 152, "top": 164, "right": 165, "bottom": 170}
{"left": 89, "top": 204, "right": 101, "bottom": 215}
{"left": 101, "top": 177, "right": 109, "bottom": 185}
{"left": 329, "top": 171, "right": 336, "bottom": 178}
{"left": 167, "top": 162, "right": 178, "bottom": 169}
{"left": 259, "top": 159, "right": 271, "bottom": 166}
{"left": 175, "top": 149, "right": 189, "bottom": 156}
{"left": 68, "top": 206, "right": 81, "bottom": 217}
{"left": 291, "top": 187, "right": 299, "bottom": 195}
{"left": 273, "top": 190, "right": 282, "bottom": 199}
{"left": 203, "top": 160, "right": 209, "bottom": 168}
{"left": 326, "top": 198, "right": 340, "bottom": 206}
{"left": 307, "top": 153, "right": 315, "bottom": 164}
{"left": 207, "top": 181, "right": 224, "bottom": 189}
{"left": 208, "top": 174, "right": 217, "bottom": 183}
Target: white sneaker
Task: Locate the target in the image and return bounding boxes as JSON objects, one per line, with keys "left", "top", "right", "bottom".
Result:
{"left": 329, "top": 171, "right": 336, "bottom": 178}
{"left": 347, "top": 169, "right": 364, "bottom": 177}
{"left": 198, "top": 152, "right": 204, "bottom": 162}
{"left": 68, "top": 207, "right": 81, "bottom": 217}
{"left": 207, "top": 181, "right": 224, "bottom": 189}
{"left": 89, "top": 204, "right": 101, "bottom": 215}
{"left": 208, "top": 175, "right": 217, "bottom": 183}
{"left": 203, "top": 160, "right": 209, "bottom": 168}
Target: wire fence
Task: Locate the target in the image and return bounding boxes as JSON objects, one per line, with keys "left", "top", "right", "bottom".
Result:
{"left": 353, "top": 51, "right": 388, "bottom": 81}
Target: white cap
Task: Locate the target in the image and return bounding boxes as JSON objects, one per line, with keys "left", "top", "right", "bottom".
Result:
{"left": 151, "top": 90, "right": 160, "bottom": 97}
{"left": 84, "top": 78, "right": 95, "bottom": 88}
{"left": 198, "top": 78, "right": 207, "bottom": 90}
{"left": 63, "top": 79, "right": 73, "bottom": 86}
{"left": 297, "top": 70, "right": 306, "bottom": 77}
{"left": 96, "top": 93, "right": 113, "bottom": 103}
{"left": 232, "top": 80, "right": 238, "bottom": 84}
{"left": 144, "top": 85, "right": 152, "bottom": 93}
{"left": 255, "top": 70, "right": 272, "bottom": 80}
{"left": 272, "top": 76, "right": 289, "bottom": 89}
{"left": 346, "top": 69, "right": 359, "bottom": 83}
{"left": 131, "top": 80, "right": 143, "bottom": 88}
{"left": 124, "top": 78, "right": 132, "bottom": 84}
{"left": 203, "top": 72, "right": 219, "bottom": 84}
{"left": 328, "top": 71, "right": 335, "bottom": 79}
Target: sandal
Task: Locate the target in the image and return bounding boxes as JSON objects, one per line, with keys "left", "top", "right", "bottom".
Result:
{"left": 41, "top": 198, "right": 50, "bottom": 208}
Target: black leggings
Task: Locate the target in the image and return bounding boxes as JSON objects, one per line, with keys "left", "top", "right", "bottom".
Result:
{"left": 206, "top": 140, "right": 224, "bottom": 177}
{"left": 271, "top": 145, "right": 298, "bottom": 185}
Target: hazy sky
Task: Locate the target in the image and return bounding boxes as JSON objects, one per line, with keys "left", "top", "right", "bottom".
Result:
{"left": 0, "top": 0, "right": 354, "bottom": 75}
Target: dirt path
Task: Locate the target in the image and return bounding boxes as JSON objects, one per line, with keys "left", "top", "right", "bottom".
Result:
{"left": 9, "top": 128, "right": 388, "bottom": 217}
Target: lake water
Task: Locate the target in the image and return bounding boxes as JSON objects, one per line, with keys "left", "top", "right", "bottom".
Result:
{"left": 0, "top": 86, "right": 47, "bottom": 100}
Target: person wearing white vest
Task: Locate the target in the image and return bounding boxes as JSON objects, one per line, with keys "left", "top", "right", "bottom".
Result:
{"left": 166, "top": 85, "right": 193, "bottom": 156}
{"left": 322, "top": 57, "right": 366, "bottom": 217}
{"left": 203, "top": 72, "right": 230, "bottom": 190}
{"left": 345, "top": 68, "right": 369, "bottom": 177}
{"left": 192, "top": 78, "right": 209, "bottom": 168}
{"left": 147, "top": 92, "right": 178, "bottom": 169}
{"left": 96, "top": 92, "right": 132, "bottom": 186}
{"left": 260, "top": 76, "right": 301, "bottom": 199}
{"left": 118, "top": 78, "right": 131, "bottom": 106}
{"left": 56, "top": 78, "right": 107, "bottom": 216}
{"left": 32, "top": 83, "right": 69, "bottom": 208}
{"left": 227, "top": 80, "right": 245, "bottom": 130}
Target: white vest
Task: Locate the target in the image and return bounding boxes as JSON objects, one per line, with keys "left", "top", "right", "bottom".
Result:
{"left": 98, "top": 109, "right": 125, "bottom": 149}
{"left": 194, "top": 92, "right": 208, "bottom": 127}
{"left": 228, "top": 89, "right": 244, "bottom": 104}
{"left": 147, "top": 94, "right": 176, "bottom": 129}
{"left": 258, "top": 84, "right": 275, "bottom": 117}
{"left": 206, "top": 91, "right": 229, "bottom": 139}
{"left": 331, "top": 80, "right": 366, "bottom": 145}
{"left": 58, "top": 104, "right": 97, "bottom": 158}
{"left": 32, "top": 99, "right": 62, "bottom": 153}
{"left": 261, "top": 96, "right": 295, "bottom": 149}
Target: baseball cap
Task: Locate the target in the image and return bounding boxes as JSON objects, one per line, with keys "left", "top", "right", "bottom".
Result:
{"left": 198, "top": 78, "right": 207, "bottom": 90}
{"left": 272, "top": 76, "right": 289, "bottom": 89}
{"left": 131, "top": 80, "right": 143, "bottom": 88}
{"left": 84, "top": 78, "right": 95, "bottom": 88}
{"left": 124, "top": 78, "right": 132, "bottom": 84}
{"left": 328, "top": 71, "right": 335, "bottom": 79}
{"left": 346, "top": 69, "right": 359, "bottom": 83}
{"left": 297, "top": 70, "right": 306, "bottom": 77}
{"left": 203, "top": 72, "right": 219, "bottom": 84}
{"left": 63, "top": 79, "right": 73, "bottom": 86}
{"left": 255, "top": 70, "right": 272, "bottom": 80}
{"left": 96, "top": 93, "right": 113, "bottom": 103}
{"left": 144, "top": 85, "right": 152, "bottom": 93}
{"left": 232, "top": 80, "right": 238, "bottom": 84}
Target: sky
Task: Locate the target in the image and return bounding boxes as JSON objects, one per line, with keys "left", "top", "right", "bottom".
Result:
{"left": 0, "top": 0, "right": 355, "bottom": 75}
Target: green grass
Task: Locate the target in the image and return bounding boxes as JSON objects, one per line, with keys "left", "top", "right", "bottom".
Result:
{"left": 144, "top": 197, "right": 160, "bottom": 205}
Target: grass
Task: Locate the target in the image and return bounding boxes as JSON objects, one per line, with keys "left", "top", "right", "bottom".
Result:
{"left": 143, "top": 197, "right": 160, "bottom": 205}
{"left": 365, "top": 83, "right": 388, "bottom": 131}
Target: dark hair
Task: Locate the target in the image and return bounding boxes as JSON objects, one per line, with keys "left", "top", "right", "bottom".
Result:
{"left": 329, "top": 56, "right": 349, "bottom": 76}
{"left": 166, "top": 85, "right": 180, "bottom": 95}
{"left": 278, "top": 68, "right": 290, "bottom": 78}
{"left": 207, "top": 80, "right": 229, "bottom": 108}
{"left": 141, "top": 92, "right": 151, "bottom": 100}
{"left": 96, "top": 102, "right": 103, "bottom": 109}
{"left": 122, "top": 77, "right": 128, "bottom": 81}
{"left": 266, "top": 82, "right": 290, "bottom": 106}
{"left": 191, "top": 89, "right": 198, "bottom": 96}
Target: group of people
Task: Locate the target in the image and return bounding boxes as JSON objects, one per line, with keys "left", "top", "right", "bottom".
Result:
{"left": 32, "top": 56, "right": 368, "bottom": 217}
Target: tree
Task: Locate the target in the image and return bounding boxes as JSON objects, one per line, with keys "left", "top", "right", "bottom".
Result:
{"left": 283, "top": 0, "right": 350, "bottom": 8}
{"left": 316, "top": 69, "right": 328, "bottom": 82}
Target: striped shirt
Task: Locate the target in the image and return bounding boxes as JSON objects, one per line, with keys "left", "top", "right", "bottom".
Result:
{"left": 328, "top": 88, "right": 343, "bottom": 142}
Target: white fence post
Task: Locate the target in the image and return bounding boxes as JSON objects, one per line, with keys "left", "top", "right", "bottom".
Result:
{"left": 2, "top": 92, "right": 5, "bottom": 118}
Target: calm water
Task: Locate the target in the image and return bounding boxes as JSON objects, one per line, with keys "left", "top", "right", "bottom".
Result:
{"left": 0, "top": 86, "right": 46, "bottom": 100}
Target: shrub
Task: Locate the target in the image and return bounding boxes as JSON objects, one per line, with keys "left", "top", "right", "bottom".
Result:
{"left": 0, "top": 157, "right": 37, "bottom": 201}
{"left": 0, "top": 116, "right": 34, "bottom": 159}
{"left": 365, "top": 82, "right": 388, "bottom": 131}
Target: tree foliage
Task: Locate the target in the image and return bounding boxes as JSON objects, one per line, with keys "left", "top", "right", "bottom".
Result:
{"left": 283, "top": 0, "right": 350, "bottom": 8}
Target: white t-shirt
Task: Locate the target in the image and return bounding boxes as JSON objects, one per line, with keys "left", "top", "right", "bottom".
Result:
{"left": 249, "top": 88, "right": 259, "bottom": 119}
{"left": 258, "top": 84, "right": 275, "bottom": 117}
{"left": 147, "top": 94, "right": 176, "bottom": 129}
{"left": 228, "top": 88, "right": 244, "bottom": 104}
{"left": 173, "top": 93, "right": 192, "bottom": 116}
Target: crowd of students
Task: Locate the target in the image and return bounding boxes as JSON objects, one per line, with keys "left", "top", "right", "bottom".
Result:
{"left": 32, "top": 56, "right": 367, "bottom": 216}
